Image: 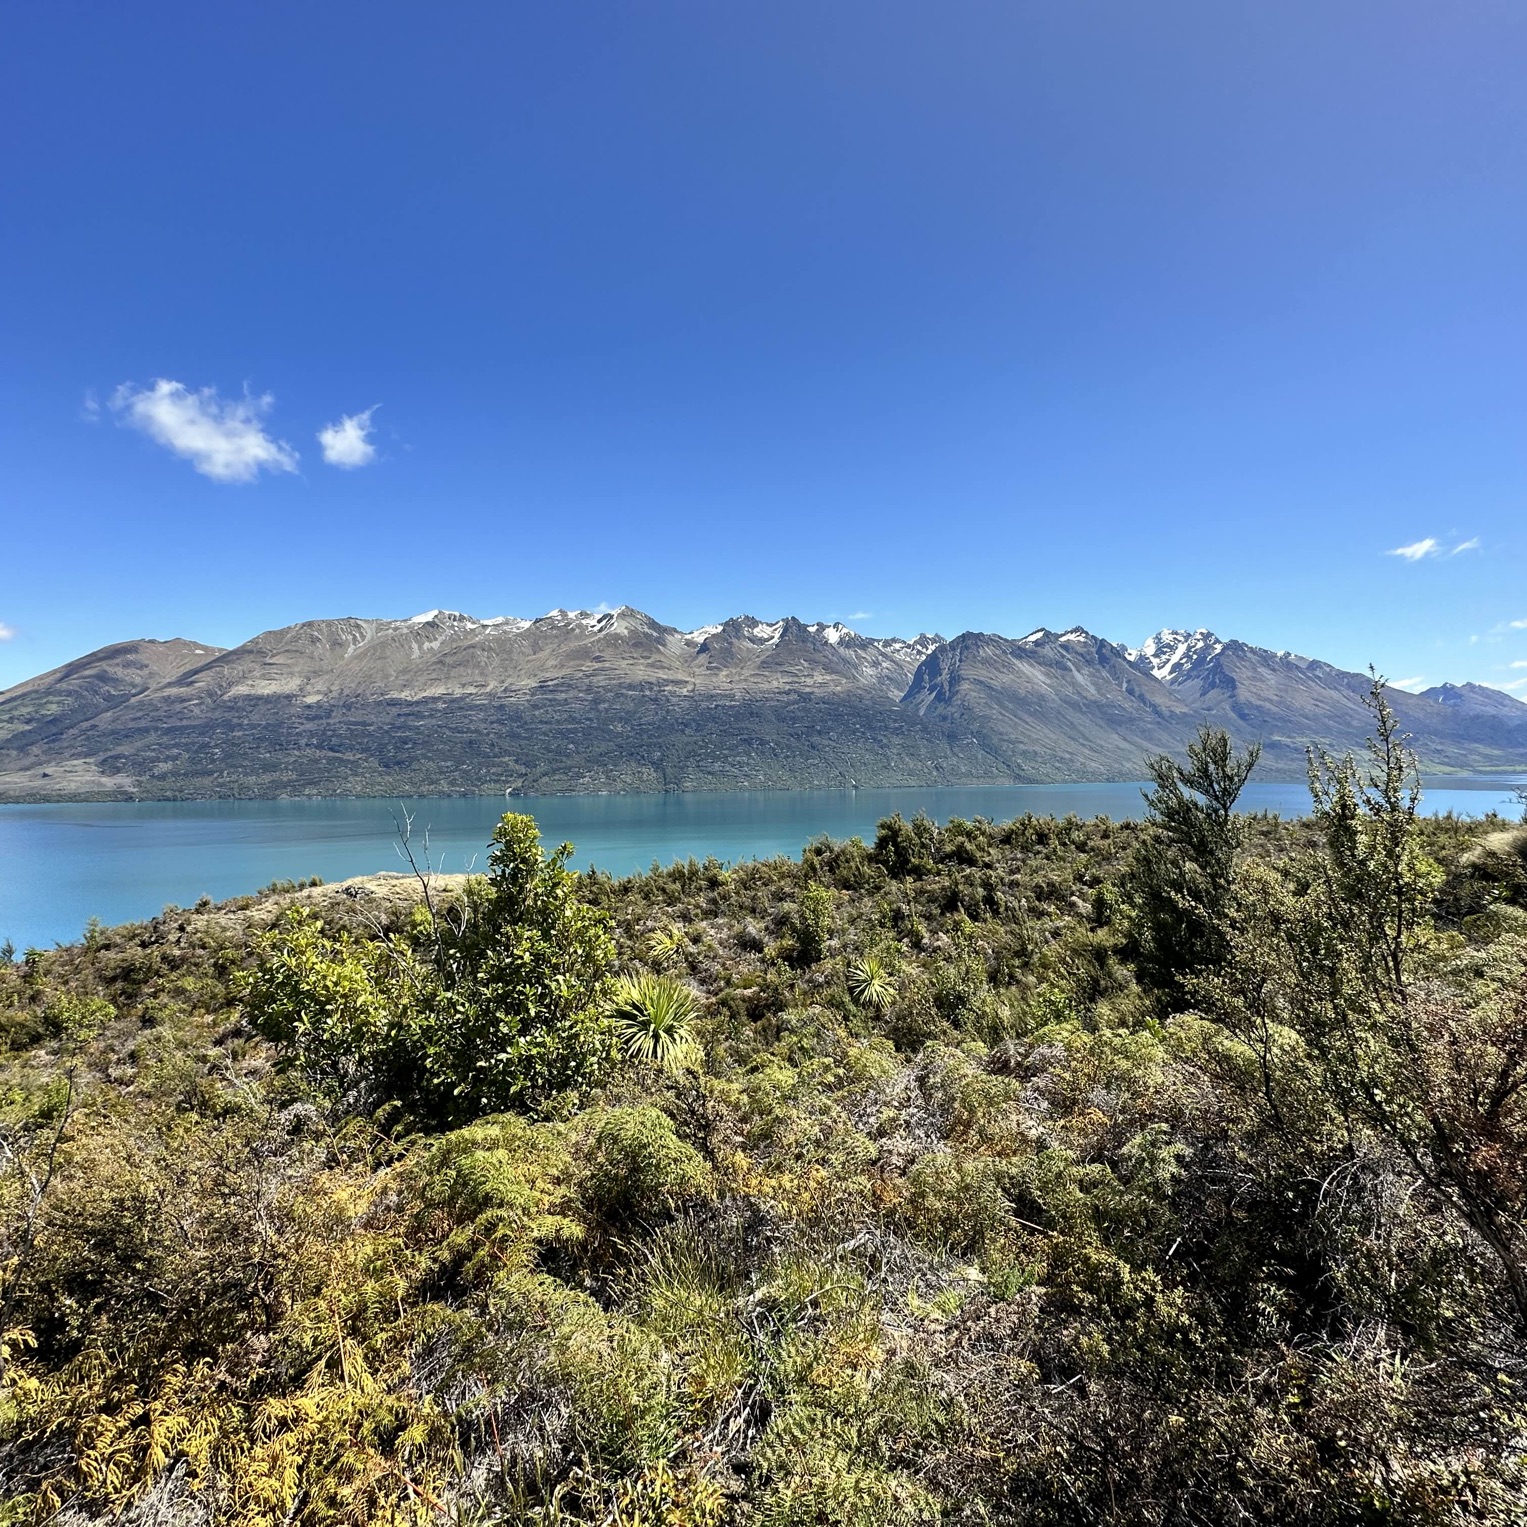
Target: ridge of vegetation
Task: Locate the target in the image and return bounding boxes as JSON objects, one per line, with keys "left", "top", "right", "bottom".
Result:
{"left": 2, "top": 685, "right": 1526, "bottom": 1524}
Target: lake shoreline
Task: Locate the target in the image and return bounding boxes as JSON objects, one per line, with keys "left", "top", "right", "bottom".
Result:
{"left": 4, "top": 779, "right": 1524, "bottom": 954}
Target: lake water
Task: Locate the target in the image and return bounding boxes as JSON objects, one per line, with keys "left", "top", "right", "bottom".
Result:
{"left": 2, "top": 779, "right": 1523, "bottom": 953}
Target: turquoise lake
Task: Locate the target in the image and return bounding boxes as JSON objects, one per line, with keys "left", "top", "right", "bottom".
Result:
{"left": 2, "top": 779, "right": 1523, "bottom": 953}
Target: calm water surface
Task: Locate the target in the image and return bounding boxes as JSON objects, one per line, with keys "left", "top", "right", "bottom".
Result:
{"left": 2, "top": 780, "right": 1523, "bottom": 952}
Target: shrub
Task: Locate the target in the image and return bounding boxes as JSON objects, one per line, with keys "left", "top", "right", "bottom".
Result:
{"left": 576, "top": 1105, "right": 712, "bottom": 1227}
{"left": 792, "top": 884, "right": 834, "bottom": 966}
{"left": 241, "top": 814, "right": 617, "bottom": 1123}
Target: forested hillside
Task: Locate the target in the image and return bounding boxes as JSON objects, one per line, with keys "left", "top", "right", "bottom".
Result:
{"left": 2, "top": 689, "right": 1525, "bottom": 1524}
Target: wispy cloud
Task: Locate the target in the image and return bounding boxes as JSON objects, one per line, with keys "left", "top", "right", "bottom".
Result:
{"left": 317, "top": 406, "right": 379, "bottom": 469}
{"left": 1498, "top": 676, "right": 1527, "bottom": 693}
{"left": 0, "top": 621, "right": 15, "bottom": 642}
{"left": 1510, "top": 661, "right": 1527, "bottom": 670}
{"left": 1385, "top": 535, "right": 1481, "bottom": 561}
{"left": 1511, "top": 618, "right": 1527, "bottom": 630}
{"left": 1390, "top": 675, "right": 1428, "bottom": 691}
{"left": 847, "top": 611, "right": 873, "bottom": 622}
{"left": 111, "top": 380, "right": 298, "bottom": 482}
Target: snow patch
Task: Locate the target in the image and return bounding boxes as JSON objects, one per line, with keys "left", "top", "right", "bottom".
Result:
{"left": 750, "top": 621, "right": 784, "bottom": 643}
{"left": 539, "top": 608, "right": 611, "bottom": 630}
{"left": 806, "top": 622, "right": 855, "bottom": 645}
{"left": 535, "top": 606, "right": 641, "bottom": 631}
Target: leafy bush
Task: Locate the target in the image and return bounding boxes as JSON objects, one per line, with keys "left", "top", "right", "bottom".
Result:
{"left": 240, "top": 813, "right": 616, "bottom": 1122}
{"left": 791, "top": 883, "right": 834, "bottom": 965}
{"left": 575, "top": 1104, "right": 712, "bottom": 1227}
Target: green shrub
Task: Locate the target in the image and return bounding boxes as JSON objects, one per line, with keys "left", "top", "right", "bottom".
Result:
{"left": 792, "top": 884, "right": 834, "bottom": 966}
{"left": 240, "top": 813, "right": 617, "bottom": 1123}
{"left": 576, "top": 1105, "right": 712, "bottom": 1228}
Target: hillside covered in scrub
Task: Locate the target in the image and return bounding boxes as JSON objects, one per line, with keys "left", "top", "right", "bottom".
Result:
{"left": 2, "top": 693, "right": 1526, "bottom": 1525}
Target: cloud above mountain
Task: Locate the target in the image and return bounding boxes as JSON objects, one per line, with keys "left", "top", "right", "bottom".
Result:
{"left": 111, "top": 380, "right": 299, "bottom": 483}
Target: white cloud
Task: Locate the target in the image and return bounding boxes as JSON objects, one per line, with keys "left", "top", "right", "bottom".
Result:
{"left": 0, "top": 622, "right": 15, "bottom": 642}
{"left": 1510, "top": 661, "right": 1527, "bottom": 670}
{"left": 1511, "top": 618, "right": 1527, "bottom": 630}
{"left": 317, "top": 406, "right": 379, "bottom": 469}
{"left": 1387, "top": 537, "right": 1440, "bottom": 561}
{"left": 111, "top": 380, "right": 298, "bottom": 482}
{"left": 847, "top": 611, "right": 873, "bottom": 622}
{"left": 1450, "top": 537, "right": 1481, "bottom": 555}
{"left": 1497, "top": 676, "right": 1527, "bottom": 692}
{"left": 1390, "top": 675, "right": 1428, "bottom": 692}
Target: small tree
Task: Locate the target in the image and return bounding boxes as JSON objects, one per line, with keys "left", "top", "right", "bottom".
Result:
{"left": 871, "top": 813, "right": 936, "bottom": 879}
{"left": 1213, "top": 680, "right": 1527, "bottom": 1330}
{"left": 244, "top": 814, "right": 617, "bottom": 1123}
{"left": 414, "top": 814, "right": 617, "bottom": 1118}
{"left": 1302, "top": 678, "right": 1431, "bottom": 1004}
{"left": 1125, "top": 726, "right": 1261, "bottom": 1009}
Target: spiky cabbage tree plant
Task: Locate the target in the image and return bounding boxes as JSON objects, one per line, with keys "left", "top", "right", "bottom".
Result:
{"left": 607, "top": 972, "right": 702, "bottom": 1073}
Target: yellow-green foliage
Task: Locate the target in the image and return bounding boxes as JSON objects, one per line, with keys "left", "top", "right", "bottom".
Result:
{"left": 2, "top": 792, "right": 1526, "bottom": 1525}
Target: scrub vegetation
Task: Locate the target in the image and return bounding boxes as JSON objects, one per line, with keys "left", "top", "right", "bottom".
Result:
{"left": 2, "top": 684, "right": 1526, "bottom": 1525}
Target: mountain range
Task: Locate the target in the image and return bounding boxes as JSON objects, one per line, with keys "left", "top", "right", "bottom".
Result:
{"left": 0, "top": 607, "right": 1523, "bottom": 800}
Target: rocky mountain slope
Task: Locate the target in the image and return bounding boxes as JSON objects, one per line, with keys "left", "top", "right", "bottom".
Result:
{"left": 0, "top": 610, "right": 1522, "bottom": 799}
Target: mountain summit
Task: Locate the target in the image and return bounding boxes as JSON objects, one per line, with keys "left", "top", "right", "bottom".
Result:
{"left": 0, "top": 610, "right": 1521, "bottom": 800}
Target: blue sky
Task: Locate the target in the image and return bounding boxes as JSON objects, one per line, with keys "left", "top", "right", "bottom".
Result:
{"left": 2, "top": 0, "right": 1525, "bottom": 696}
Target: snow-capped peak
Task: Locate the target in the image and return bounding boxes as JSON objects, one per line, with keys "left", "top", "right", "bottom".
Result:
{"left": 1128, "top": 628, "right": 1224, "bottom": 684}
{"left": 806, "top": 621, "right": 855, "bottom": 646}
{"left": 537, "top": 607, "right": 638, "bottom": 631}
{"left": 406, "top": 609, "right": 472, "bottom": 625}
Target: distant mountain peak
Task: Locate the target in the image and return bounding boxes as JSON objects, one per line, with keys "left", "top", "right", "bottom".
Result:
{"left": 806, "top": 621, "right": 854, "bottom": 646}
{"left": 407, "top": 608, "right": 472, "bottom": 625}
{"left": 1418, "top": 680, "right": 1527, "bottom": 715}
{"left": 1128, "top": 628, "right": 1225, "bottom": 684}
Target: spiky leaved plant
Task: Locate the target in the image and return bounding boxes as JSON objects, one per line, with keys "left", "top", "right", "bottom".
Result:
{"left": 644, "top": 920, "right": 687, "bottom": 969}
{"left": 607, "top": 972, "right": 702, "bottom": 1072}
{"left": 846, "top": 953, "right": 897, "bottom": 1014}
